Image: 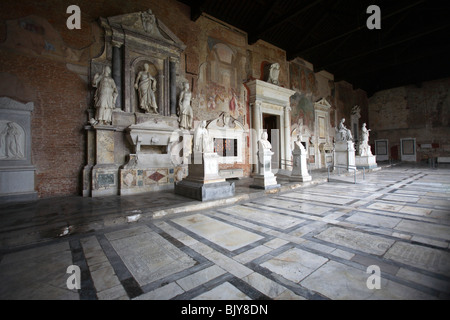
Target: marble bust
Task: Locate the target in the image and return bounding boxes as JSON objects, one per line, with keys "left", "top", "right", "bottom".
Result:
{"left": 135, "top": 63, "right": 158, "bottom": 114}
{"left": 293, "top": 133, "right": 305, "bottom": 152}
{"left": 336, "top": 118, "right": 353, "bottom": 141}
{"left": 267, "top": 63, "right": 280, "bottom": 85}
{"left": 258, "top": 132, "right": 273, "bottom": 165}
{"left": 178, "top": 82, "right": 193, "bottom": 130}
{"left": 92, "top": 66, "right": 118, "bottom": 125}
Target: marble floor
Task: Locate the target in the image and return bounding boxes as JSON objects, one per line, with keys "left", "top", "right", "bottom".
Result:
{"left": 0, "top": 163, "right": 449, "bottom": 300}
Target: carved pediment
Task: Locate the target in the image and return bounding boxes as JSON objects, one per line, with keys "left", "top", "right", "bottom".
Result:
{"left": 101, "top": 9, "right": 186, "bottom": 51}
{"left": 314, "top": 98, "right": 331, "bottom": 110}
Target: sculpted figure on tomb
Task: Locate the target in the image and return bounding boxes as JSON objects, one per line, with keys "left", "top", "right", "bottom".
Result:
{"left": 141, "top": 9, "right": 164, "bottom": 39}
{"left": 267, "top": 63, "right": 280, "bottom": 85}
{"left": 336, "top": 118, "right": 353, "bottom": 141}
{"left": 135, "top": 63, "right": 158, "bottom": 114}
{"left": 358, "top": 123, "right": 373, "bottom": 156}
{"left": 0, "top": 122, "right": 24, "bottom": 159}
{"left": 92, "top": 66, "right": 118, "bottom": 125}
{"left": 194, "top": 120, "right": 213, "bottom": 153}
{"left": 178, "top": 82, "right": 193, "bottom": 130}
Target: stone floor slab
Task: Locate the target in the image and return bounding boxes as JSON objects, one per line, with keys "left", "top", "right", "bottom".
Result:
{"left": 301, "top": 260, "right": 434, "bottom": 300}
{"left": 314, "top": 226, "right": 395, "bottom": 255}
{"left": 345, "top": 212, "right": 402, "bottom": 228}
{"left": 384, "top": 242, "right": 450, "bottom": 276}
{"left": 106, "top": 226, "right": 196, "bottom": 286}
{"left": 192, "top": 282, "right": 251, "bottom": 300}
{"left": 219, "top": 205, "right": 304, "bottom": 230}
{"left": 0, "top": 242, "right": 78, "bottom": 300}
{"left": 261, "top": 247, "right": 328, "bottom": 283}
{"left": 173, "top": 213, "right": 264, "bottom": 251}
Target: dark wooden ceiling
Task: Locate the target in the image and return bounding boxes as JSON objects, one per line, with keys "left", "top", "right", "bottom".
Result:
{"left": 178, "top": 0, "right": 450, "bottom": 96}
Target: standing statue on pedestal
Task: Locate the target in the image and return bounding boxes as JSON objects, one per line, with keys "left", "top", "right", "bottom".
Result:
{"left": 178, "top": 82, "right": 193, "bottom": 130}
{"left": 358, "top": 123, "right": 373, "bottom": 156}
{"left": 251, "top": 131, "right": 279, "bottom": 189}
{"left": 92, "top": 66, "right": 118, "bottom": 125}
{"left": 336, "top": 118, "right": 353, "bottom": 141}
{"left": 194, "top": 120, "right": 213, "bottom": 153}
{"left": 135, "top": 63, "right": 158, "bottom": 114}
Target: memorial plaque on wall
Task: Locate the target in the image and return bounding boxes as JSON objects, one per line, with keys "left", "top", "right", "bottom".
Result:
{"left": 402, "top": 139, "right": 415, "bottom": 155}
{"left": 375, "top": 140, "right": 387, "bottom": 156}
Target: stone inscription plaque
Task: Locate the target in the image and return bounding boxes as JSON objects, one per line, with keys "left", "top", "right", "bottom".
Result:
{"left": 315, "top": 227, "right": 395, "bottom": 255}
{"left": 98, "top": 173, "right": 114, "bottom": 186}
{"left": 384, "top": 242, "right": 450, "bottom": 276}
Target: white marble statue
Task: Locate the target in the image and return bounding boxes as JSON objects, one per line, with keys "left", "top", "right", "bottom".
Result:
{"left": 336, "top": 118, "right": 353, "bottom": 141}
{"left": 178, "top": 82, "right": 193, "bottom": 130}
{"left": 0, "top": 122, "right": 24, "bottom": 159}
{"left": 267, "top": 63, "right": 280, "bottom": 85}
{"left": 293, "top": 133, "right": 305, "bottom": 152}
{"left": 194, "top": 120, "right": 213, "bottom": 153}
{"left": 135, "top": 63, "right": 158, "bottom": 114}
{"left": 258, "top": 131, "right": 273, "bottom": 166}
{"left": 92, "top": 66, "right": 118, "bottom": 125}
{"left": 358, "top": 123, "right": 373, "bottom": 156}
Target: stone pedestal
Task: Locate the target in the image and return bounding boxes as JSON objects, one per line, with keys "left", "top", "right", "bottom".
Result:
{"left": 175, "top": 152, "right": 235, "bottom": 201}
{"left": 334, "top": 141, "right": 356, "bottom": 170}
{"left": 90, "top": 125, "right": 120, "bottom": 197}
{"left": 251, "top": 149, "right": 280, "bottom": 190}
{"left": 355, "top": 155, "right": 377, "bottom": 169}
{"left": 0, "top": 98, "right": 37, "bottom": 203}
{"left": 290, "top": 148, "right": 312, "bottom": 182}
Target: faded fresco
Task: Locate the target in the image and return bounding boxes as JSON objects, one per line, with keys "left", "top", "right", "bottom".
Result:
{"left": 196, "top": 37, "right": 248, "bottom": 127}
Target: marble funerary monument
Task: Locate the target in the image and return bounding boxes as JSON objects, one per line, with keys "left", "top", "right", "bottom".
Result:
{"left": 83, "top": 9, "right": 189, "bottom": 197}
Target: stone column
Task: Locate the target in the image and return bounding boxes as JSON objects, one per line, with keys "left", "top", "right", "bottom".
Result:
{"left": 111, "top": 42, "right": 123, "bottom": 110}
{"left": 252, "top": 100, "right": 262, "bottom": 173}
{"left": 284, "top": 104, "right": 291, "bottom": 170}
{"left": 170, "top": 58, "right": 177, "bottom": 116}
{"left": 158, "top": 72, "right": 164, "bottom": 115}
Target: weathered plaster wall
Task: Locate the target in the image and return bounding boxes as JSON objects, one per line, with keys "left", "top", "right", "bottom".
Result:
{"left": 369, "top": 78, "right": 450, "bottom": 161}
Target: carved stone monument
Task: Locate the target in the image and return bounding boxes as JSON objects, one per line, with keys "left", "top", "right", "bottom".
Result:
{"left": 334, "top": 118, "right": 356, "bottom": 170}
{"left": 251, "top": 132, "right": 280, "bottom": 190}
{"left": 83, "top": 8, "right": 188, "bottom": 197}
{"left": 174, "top": 121, "right": 235, "bottom": 201}
{"left": 177, "top": 82, "right": 193, "bottom": 130}
{"left": 91, "top": 66, "right": 118, "bottom": 125}
{"left": 290, "top": 134, "right": 312, "bottom": 182}
{"left": 246, "top": 80, "right": 295, "bottom": 173}
{"left": 0, "top": 97, "right": 37, "bottom": 202}
{"left": 355, "top": 123, "right": 377, "bottom": 169}
{"left": 135, "top": 63, "right": 158, "bottom": 114}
